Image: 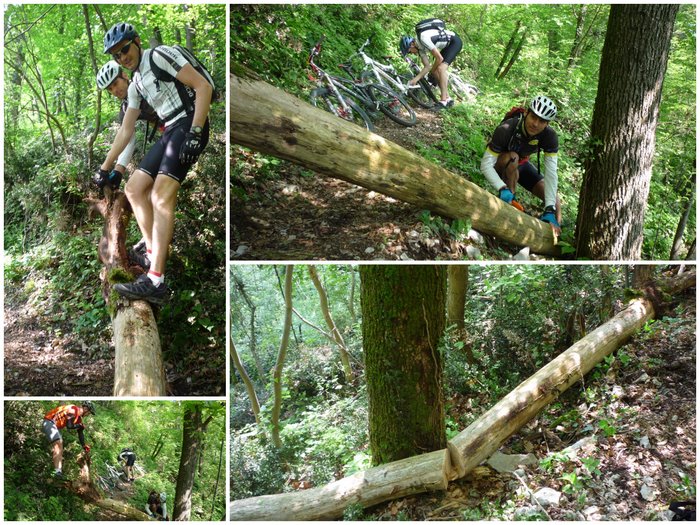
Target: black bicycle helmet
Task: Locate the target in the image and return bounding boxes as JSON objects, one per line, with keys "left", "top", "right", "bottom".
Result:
{"left": 103, "top": 22, "right": 137, "bottom": 54}
{"left": 82, "top": 401, "right": 96, "bottom": 414}
{"left": 399, "top": 35, "right": 414, "bottom": 57}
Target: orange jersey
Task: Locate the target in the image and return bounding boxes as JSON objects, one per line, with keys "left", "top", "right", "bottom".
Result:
{"left": 44, "top": 405, "right": 82, "bottom": 430}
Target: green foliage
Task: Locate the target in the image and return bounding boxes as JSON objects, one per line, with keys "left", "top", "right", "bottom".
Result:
{"left": 343, "top": 502, "right": 368, "bottom": 521}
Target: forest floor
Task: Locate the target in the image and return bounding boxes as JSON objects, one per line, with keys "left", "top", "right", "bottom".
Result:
{"left": 364, "top": 288, "right": 696, "bottom": 521}
{"left": 232, "top": 104, "right": 534, "bottom": 261}
{"left": 3, "top": 277, "right": 221, "bottom": 397}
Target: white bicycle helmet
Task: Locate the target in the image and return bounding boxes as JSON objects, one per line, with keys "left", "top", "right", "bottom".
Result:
{"left": 530, "top": 95, "right": 557, "bottom": 121}
{"left": 96, "top": 61, "right": 120, "bottom": 90}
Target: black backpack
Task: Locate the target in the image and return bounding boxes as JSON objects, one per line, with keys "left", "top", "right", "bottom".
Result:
{"left": 148, "top": 44, "right": 217, "bottom": 119}
{"left": 415, "top": 18, "right": 450, "bottom": 43}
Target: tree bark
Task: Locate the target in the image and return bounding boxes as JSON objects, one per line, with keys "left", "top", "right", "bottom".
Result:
{"left": 360, "top": 266, "right": 446, "bottom": 465}
{"left": 447, "top": 265, "right": 474, "bottom": 364}
{"left": 230, "top": 71, "right": 561, "bottom": 257}
{"left": 230, "top": 271, "right": 695, "bottom": 520}
{"left": 574, "top": 5, "right": 680, "bottom": 259}
{"left": 83, "top": 5, "right": 101, "bottom": 169}
{"left": 497, "top": 32, "right": 527, "bottom": 80}
{"left": 173, "top": 402, "right": 214, "bottom": 520}
{"left": 231, "top": 339, "right": 261, "bottom": 425}
{"left": 308, "top": 266, "right": 353, "bottom": 382}
{"left": 90, "top": 193, "right": 167, "bottom": 397}
{"left": 271, "top": 265, "right": 294, "bottom": 448}
{"left": 495, "top": 21, "right": 521, "bottom": 78}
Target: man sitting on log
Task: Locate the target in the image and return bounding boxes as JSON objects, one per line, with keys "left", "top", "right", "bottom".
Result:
{"left": 42, "top": 401, "right": 95, "bottom": 478}
{"left": 480, "top": 95, "right": 562, "bottom": 234}
{"left": 97, "top": 22, "right": 213, "bottom": 304}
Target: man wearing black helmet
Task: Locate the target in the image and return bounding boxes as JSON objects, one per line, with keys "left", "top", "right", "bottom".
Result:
{"left": 94, "top": 60, "right": 162, "bottom": 199}
{"left": 480, "top": 95, "right": 562, "bottom": 233}
{"left": 42, "top": 402, "right": 95, "bottom": 478}
{"left": 97, "top": 22, "right": 213, "bottom": 304}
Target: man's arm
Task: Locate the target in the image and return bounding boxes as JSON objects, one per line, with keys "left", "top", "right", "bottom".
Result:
{"left": 543, "top": 153, "right": 558, "bottom": 209}
{"left": 175, "top": 64, "right": 213, "bottom": 128}
{"left": 115, "top": 133, "right": 137, "bottom": 173}
{"left": 100, "top": 107, "right": 140, "bottom": 172}
{"left": 480, "top": 148, "right": 506, "bottom": 191}
{"left": 429, "top": 48, "right": 444, "bottom": 73}
{"left": 411, "top": 53, "right": 433, "bottom": 84}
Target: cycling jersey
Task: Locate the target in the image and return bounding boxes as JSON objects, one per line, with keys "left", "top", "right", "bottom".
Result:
{"left": 128, "top": 46, "right": 190, "bottom": 128}
{"left": 118, "top": 450, "right": 137, "bottom": 466}
{"left": 416, "top": 28, "right": 456, "bottom": 53}
{"left": 481, "top": 116, "right": 559, "bottom": 208}
{"left": 116, "top": 98, "right": 162, "bottom": 169}
{"left": 417, "top": 30, "right": 462, "bottom": 66}
{"left": 44, "top": 405, "right": 83, "bottom": 430}
{"left": 43, "top": 405, "right": 86, "bottom": 446}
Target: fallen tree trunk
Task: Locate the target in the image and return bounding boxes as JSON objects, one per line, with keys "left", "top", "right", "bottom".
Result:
{"left": 89, "top": 191, "right": 167, "bottom": 396}
{"left": 231, "top": 448, "right": 450, "bottom": 521}
{"left": 229, "top": 271, "right": 695, "bottom": 520}
{"left": 230, "top": 69, "right": 561, "bottom": 257}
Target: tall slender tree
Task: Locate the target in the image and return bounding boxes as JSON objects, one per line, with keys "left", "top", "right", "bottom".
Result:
{"left": 575, "top": 4, "right": 680, "bottom": 259}
{"left": 360, "top": 266, "right": 447, "bottom": 465}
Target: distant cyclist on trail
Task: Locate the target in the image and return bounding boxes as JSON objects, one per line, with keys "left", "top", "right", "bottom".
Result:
{"left": 118, "top": 447, "right": 137, "bottom": 482}
{"left": 400, "top": 18, "right": 463, "bottom": 110}
{"left": 42, "top": 402, "right": 95, "bottom": 478}
{"left": 480, "top": 95, "right": 562, "bottom": 233}
{"left": 94, "top": 60, "right": 163, "bottom": 196}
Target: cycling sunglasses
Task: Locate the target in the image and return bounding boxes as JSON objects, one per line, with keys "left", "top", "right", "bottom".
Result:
{"left": 111, "top": 41, "right": 133, "bottom": 60}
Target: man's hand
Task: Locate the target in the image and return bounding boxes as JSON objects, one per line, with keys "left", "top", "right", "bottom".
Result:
{"left": 540, "top": 206, "right": 561, "bottom": 234}
{"left": 179, "top": 129, "right": 204, "bottom": 164}
{"left": 83, "top": 444, "right": 91, "bottom": 453}
{"left": 108, "top": 170, "right": 122, "bottom": 190}
{"left": 93, "top": 169, "right": 110, "bottom": 190}
{"left": 498, "top": 188, "right": 515, "bottom": 204}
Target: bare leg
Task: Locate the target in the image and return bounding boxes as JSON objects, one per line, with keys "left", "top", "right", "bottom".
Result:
{"left": 125, "top": 170, "right": 155, "bottom": 251}
{"left": 495, "top": 151, "right": 520, "bottom": 194}
{"left": 436, "top": 62, "right": 449, "bottom": 101}
{"left": 150, "top": 176, "right": 181, "bottom": 275}
{"left": 52, "top": 440, "right": 63, "bottom": 471}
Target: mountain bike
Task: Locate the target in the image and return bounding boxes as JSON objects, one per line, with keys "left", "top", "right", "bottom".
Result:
{"left": 309, "top": 37, "right": 416, "bottom": 128}
{"left": 308, "top": 37, "right": 374, "bottom": 131}
{"left": 354, "top": 37, "right": 437, "bottom": 109}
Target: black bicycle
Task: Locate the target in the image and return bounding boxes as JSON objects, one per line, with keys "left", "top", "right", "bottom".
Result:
{"left": 308, "top": 37, "right": 374, "bottom": 131}
{"left": 309, "top": 38, "right": 417, "bottom": 128}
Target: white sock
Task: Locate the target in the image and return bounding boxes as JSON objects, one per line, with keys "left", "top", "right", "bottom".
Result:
{"left": 147, "top": 271, "right": 164, "bottom": 286}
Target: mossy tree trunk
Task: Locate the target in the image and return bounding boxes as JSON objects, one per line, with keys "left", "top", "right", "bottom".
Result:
{"left": 271, "top": 265, "right": 294, "bottom": 448}
{"left": 360, "top": 265, "right": 447, "bottom": 465}
{"left": 89, "top": 192, "right": 166, "bottom": 396}
{"left": 447, "top": 266, "right": 474, "bottom": 363}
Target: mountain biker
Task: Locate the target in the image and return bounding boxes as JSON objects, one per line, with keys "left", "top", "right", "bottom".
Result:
{"left": 145, "top": 490, "right": 168, "bottom": 520}
{"left": 400, "top": 20, "right": 463, "bottom": 110}
{"left": 118, "top": 447, "right": 137, "bottom": 482}
{"left": 97, "top": 22, "right": 213, "bottom": 304}
{"left": 480, "top": 95, "right": 562, "bottom": 233}
{"left": 42, "top": 401, "right": 95, "bottom": 478}
{"left": 94, "top": 60, "right": 162, "bottom": 197}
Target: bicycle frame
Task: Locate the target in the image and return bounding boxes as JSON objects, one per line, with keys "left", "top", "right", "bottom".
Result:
{"left": 308, "top": 38, "right": 355, "bottom": 116}
{"left": 355, "top": 38, "right": 418, "bottom": 97}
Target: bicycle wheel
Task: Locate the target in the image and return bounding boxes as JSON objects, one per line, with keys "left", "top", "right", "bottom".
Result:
{"left": 448, "top": 74, "right": 479, "bottom": 102}
{"left": 309, "top": 87, "right": 374, "bottom": 132}
{"left": 400, "top": 74, "right": 439, "bottom": 108}
{"left": 364, "top": 83, "right": 417, "bottom": 127}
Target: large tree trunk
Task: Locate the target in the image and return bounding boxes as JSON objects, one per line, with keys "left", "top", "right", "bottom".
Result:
{"left": 173, "top": 402, "right": 213, "bottom": 520}
{"left": 308, "top": 266, "right": 353, "bottom": 382}
{"left": 230, "top": 71, "right": 560, "bottom": 257}
{"left": 230, "top": 271, "right": 695, "bottom": 520}
{"left": 574, "top": 5, "right": 679, "bottom": 259}
{"left": 360, "top": 266, "right": 446, "bottom": 465}
{"left": 91, "top": 193, "right": 167, "bottom": 396}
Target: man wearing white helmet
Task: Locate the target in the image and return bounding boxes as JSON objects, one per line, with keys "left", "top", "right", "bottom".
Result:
{"left": 480, "top": 95, "right": 561, "bottom": 233}
{"left": 94, "top": 61, "right": 161, "bottom": 194}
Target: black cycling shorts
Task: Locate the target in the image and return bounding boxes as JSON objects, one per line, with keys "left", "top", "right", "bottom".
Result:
{"left": 125, "top": 454, "right": 136, "bottom": 467}
{"left": 517, "top": 161, "right": 544, "bottom": 191}
{"left": 139, "top": 115, "right": 210, "bottom": 184}
{"left": 441, "top": 34, "right": 463, "bottom": 65}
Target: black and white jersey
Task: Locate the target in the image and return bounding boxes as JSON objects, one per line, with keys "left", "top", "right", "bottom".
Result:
{"left": 128, "top": 46, "right": 190, "bottom": 127}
